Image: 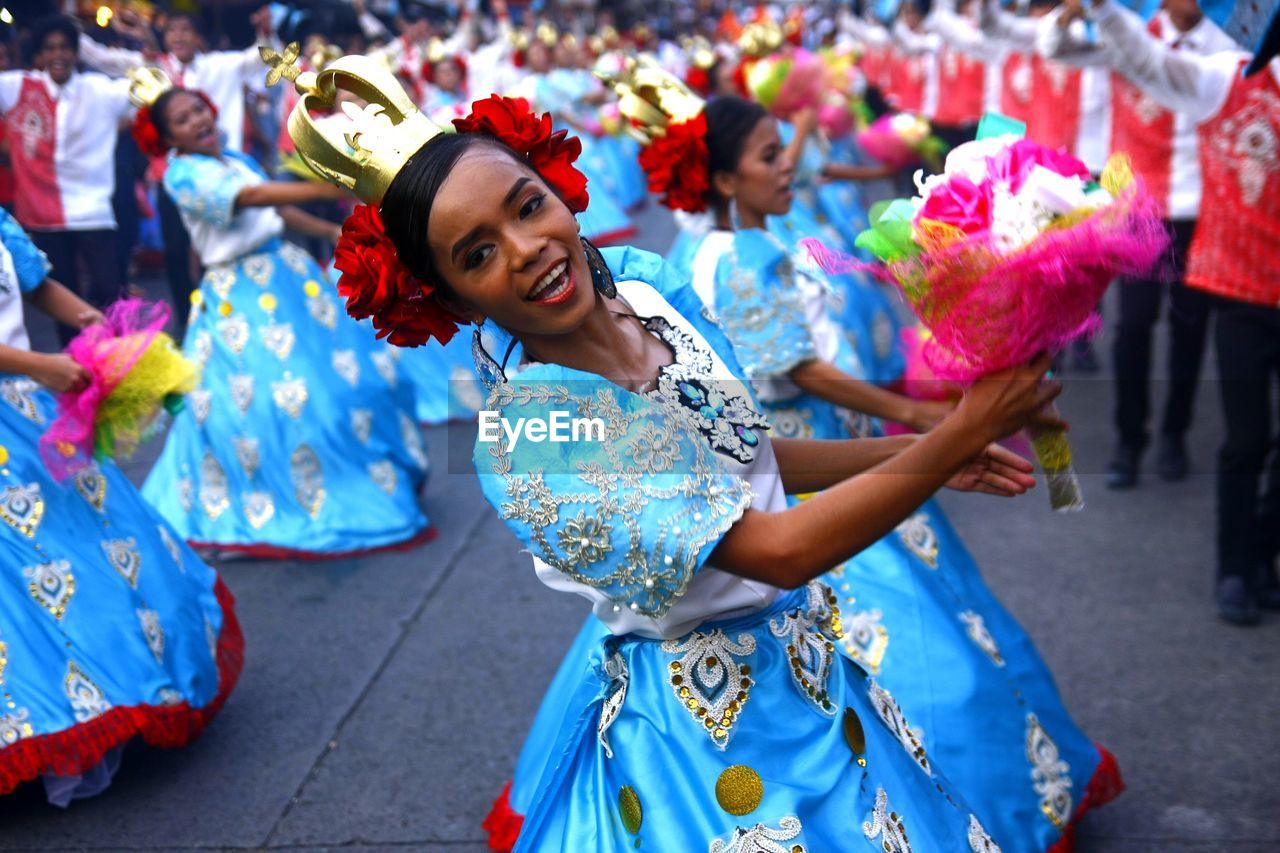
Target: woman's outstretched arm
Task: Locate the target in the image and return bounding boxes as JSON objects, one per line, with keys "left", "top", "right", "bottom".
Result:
{"left": 712, "top": 356, "right": 1061, "bottom": 587}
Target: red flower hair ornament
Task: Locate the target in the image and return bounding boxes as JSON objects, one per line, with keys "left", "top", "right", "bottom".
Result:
{"left": 638, "top": 113, "right": 711, "bottom": 214}
{"left": 332, "top": 94, "right": 592, "bottom": 347}
{"left": 131, "top": 91, "right": 220, "bottom": 159}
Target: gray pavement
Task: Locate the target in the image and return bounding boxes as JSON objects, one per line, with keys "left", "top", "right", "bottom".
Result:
{"left": 3, "top": 205, "right": 1278, "bottom": 852}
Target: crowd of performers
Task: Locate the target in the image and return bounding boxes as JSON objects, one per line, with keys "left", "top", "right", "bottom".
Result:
{"left": 0, "top": 0, "right": 1276, "bottom": 849}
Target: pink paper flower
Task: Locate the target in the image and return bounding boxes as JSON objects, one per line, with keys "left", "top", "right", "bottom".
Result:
{"left": 916, "top": 174, "right": 994, "bottom": 236}
{"left": 989, "top": 139, "right": 1090, "bottom": 193}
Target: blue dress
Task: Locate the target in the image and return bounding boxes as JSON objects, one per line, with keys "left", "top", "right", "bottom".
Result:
{"left": 142, "top": 151, "right": 431, "bottom": 557}
{"left": 0, "top": 211, "right": 241, "bottom": 803}
{"left": 771, "top": 124, "right": 906, "bottom": 385}
{"left": 693, "top": 229, "right": 1119, "bottom": 853}
{"left": 479, "top": 246, "right": 998, "bottom": 852}
{"left": 395, "top": 333, "right": 487, "bottom": 425}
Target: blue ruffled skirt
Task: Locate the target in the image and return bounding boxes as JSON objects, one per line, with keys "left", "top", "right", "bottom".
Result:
{"left": 0, "top": 376, "right": 241, "bottom": 800}
{"left": 574, "top": 135, "right": 637, "bottom": 245}
{"left": 142, "top": 239, "right": 431, "bottom": 557}
{"left": 513, "top": 582, "right": 989, "bottom": 852}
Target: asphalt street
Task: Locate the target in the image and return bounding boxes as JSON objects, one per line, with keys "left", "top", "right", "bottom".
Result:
{"left": 2, "top": 203, "right": 1277, "bottom": 852}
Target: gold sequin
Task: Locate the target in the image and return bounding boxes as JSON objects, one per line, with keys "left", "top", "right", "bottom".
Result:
{"left": 0, "top": 445, "right": 9, "bottom": 465}
{"left": 304, "top": 279, "right": 322, "bottom": 298}
{"left": 24, "top": 560, "right": 75, "bottom": 620}
{"left": 259, "top": 293, "right": 278, "bottom": 313}
{"left": 0, "top": 483, "right": 45, "bottom": 537}
{"left": 243, "top": 491, "right": 276, "bottom": 530}
{"left": 715, "top": 765, "right": 763, "bottom": 816}
{"left": 618, "top": 785, "right": 643, "bottom": 834}
{"left": 218, "top": 301, "right": 233, "bottom": 317}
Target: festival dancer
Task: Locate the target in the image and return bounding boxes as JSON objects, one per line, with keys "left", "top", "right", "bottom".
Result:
{"left": 0, "top": 16, "right": 135, "bottom": 344}
{"left": 274, "top": 48, "right": 1068, "bottom": 851}
{"left": 1037, "top": 0, "right": 1235, "bottom": 488}
{"left": 650, "top": 77, "right": 1120, "bottom": 852}
{"left": 1061, "top": 0, "right": 1279, "bottom": 622}
{"left": 78, "top": 7, "right": 280, "bottom": 330}
{"left": 0, "top": 206, "right": 242, "bottom": 805}
{"left": 131, "top": 74, "right": 431, "bottom": 557}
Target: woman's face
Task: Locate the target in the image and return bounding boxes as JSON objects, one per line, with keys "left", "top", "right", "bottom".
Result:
{"left": 427, "top": 146, "right": 595, "bottom": 340}
{"left": 433, "top": 60, "right": 462, "bottom": 92}
{"left": 161, "top": 91, "right": 220, "bottom": 157}
{"left": 721, "top": 116, "right": 795, "bottom": 223}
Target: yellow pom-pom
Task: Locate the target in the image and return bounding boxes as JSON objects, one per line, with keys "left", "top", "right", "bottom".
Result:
{"left": 304, "top": 280, "right": 322, "bottom": 298}
{"left": 190, "top": 290, "right": 204, "bottom": 307}
{"left": 1101, "top": 153, "right": 1135, "bottom": 197}
{"left": 218, "top": 301, "right": 233, "bottom": 317}
{"left": 259, "top": 293, "right": 278, "bottom": 313}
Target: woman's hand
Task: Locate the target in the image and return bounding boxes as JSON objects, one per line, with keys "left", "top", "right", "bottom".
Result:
{"left": 76, "top": 307, "right": 105, "bottom": 329}
{"left": 946, "top": 442, "right": 1037, "bottom": 496}
{"left": 30, "top": 354, "right": 90, "bottom": 394}
{"left": 905, "top": 398, "right": 954, "bottom": 432}
{"left": 955, "top": 354, "right": 1065, "bottom": 444}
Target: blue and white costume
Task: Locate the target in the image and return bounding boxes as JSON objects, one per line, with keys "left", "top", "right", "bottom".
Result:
{"left": 687, "top": 228, "right": 1120, "bottom": 852}
{"left": 0, "top": 209, "right": 241, "bottom": 804}
{"left": 142, "top": 150, "right": 431, "bottom": 557}
{"left": 478, "top": 246, "right": 997, "bottom": 851}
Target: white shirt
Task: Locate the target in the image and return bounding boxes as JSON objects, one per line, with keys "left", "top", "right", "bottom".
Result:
{"left": 78, "top": 34, "right": 271, "bottom": 152}
{"left": 0, "top": 70, "right": 132, "bottom": 230}
{"left": 1038, "top": 6, "right": 1239, "bottom": 218}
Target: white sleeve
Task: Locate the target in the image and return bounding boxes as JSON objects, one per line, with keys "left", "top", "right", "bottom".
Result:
{"left": 77, "top": 32, "right": 145, "bottom": 78}
{"left": 0, "top": 71, "right": 24, "bottom": 112}
{"left": 1036, "top": 7, "right": 1111, "bottom": 66}
{"left": 357, "top": 9, "right": 391, "bottom": 39}
{"left": 1092, "top": 0, "right": 1239, "bottom": 122}
{"left": 979, "top": 0, "right": 1041, "bottom": 50}
{"left": 893, "top": 19, "right": 942, "bottom": 54}
{"left": 94, "top": 73, "right": 135, "bottom": 119}
{"left": 927, "top": 0, "right": 992, "bottom": 58}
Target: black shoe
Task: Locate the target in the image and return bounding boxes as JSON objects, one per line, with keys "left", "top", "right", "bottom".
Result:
{"left": 1216, "top": 576, "right": 1261, "bottom": 626}
{"left": 1256, "top": 562, "right": 1280, "bottom": 610}
{"left": 1156, "top": 435, "right": 1189, "bottom": 481}
{"left": 1106, "top": 445, "right": 1141, "bottom": 490}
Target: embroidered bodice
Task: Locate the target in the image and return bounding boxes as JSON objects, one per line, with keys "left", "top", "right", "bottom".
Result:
{"left": 474, "top": 271, "right": 787, "bottom": 640}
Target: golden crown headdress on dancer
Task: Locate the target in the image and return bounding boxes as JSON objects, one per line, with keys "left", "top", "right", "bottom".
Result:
{"left": 260, "top": 43, "right": 591, "bottom": 346}
{"left": 126, "top": 65, "right": 222, "bottom": 158}
{"left": 260, "top": 43, "right": 441, "bottom": 205}
{"left": 602, "top": 56, "right": 710, "bottom": 213}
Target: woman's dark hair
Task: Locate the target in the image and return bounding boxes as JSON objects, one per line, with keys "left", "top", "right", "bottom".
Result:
{"left": 703, "top": 96, "right": 769, "bottom": 208}
{"left": 29, "top": 15, "right": 79, "bottom": 59}
{"left": 380, "top": 132, "right": 518, "bottom": 290}
{"left": 150, "top": 88, "right": 197, "bottom": 142}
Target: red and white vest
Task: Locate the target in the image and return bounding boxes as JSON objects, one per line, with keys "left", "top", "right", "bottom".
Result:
{"left": 933, "top": 43, "right": 986, "bottom": 127}
{"left": 1028, "top": 55, "right": 1083, "bottom": 155}
{"left": 999, "top": 51, "right": 1035, "bottom": 128}
{"left": 6, "top": 78, "right": 62, "bottom": 229}
{"left": 1186, "top": 61, "right": 1280, "bottom": 305}
{"left": 884, "top": 47, "right": 927, "bottom": 114}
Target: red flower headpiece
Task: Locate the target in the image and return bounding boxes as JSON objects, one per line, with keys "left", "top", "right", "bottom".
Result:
{"left": 331, "top": 94, "right": 591, "bottom": 348}
{"left": 453, "top": 94, "right": 590, "bottom": 213}
{"left": 131, "top": 90, "right": 219, "bottom": 159}
{"left": 638, "top": 113, "right": 711, "bottom": 213}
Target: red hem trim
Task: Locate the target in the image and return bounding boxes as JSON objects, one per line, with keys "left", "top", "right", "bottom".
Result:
{"left": 187, "top": 525, "right": 437, "bottom": 562}
{"left": 482, "top": 780, "right": 524, "bottom": 852}
{"left": 585, "top": 225, "right": 638, "bottom": 247}
{"left": 0, "top": 576, "right": 245, "bottom": 796}
{"left": 1048, "top": 743, "right": 1125, "bottom": 853}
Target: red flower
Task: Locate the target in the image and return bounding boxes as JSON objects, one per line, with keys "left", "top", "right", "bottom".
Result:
{"left": 453, "top": 95, "right": 590, "bottom": 213}
{"left": 131, "top": 106, "right": 167, "bottom": 158}
{"left": 638, "top": 114, "right": 710, "bottom": 213}
{"left": 332, "top": 204, "right": 462, "bottom": 347}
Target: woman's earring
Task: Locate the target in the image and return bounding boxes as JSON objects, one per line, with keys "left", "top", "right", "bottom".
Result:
{"left": 581, "top": 236, "right": 617, "bottom": 299}
{"left": 471, "top": 320, "right": 505, "bottom": 388}
{"left": 728, "top": 197, "right": 743, "bottom": 231}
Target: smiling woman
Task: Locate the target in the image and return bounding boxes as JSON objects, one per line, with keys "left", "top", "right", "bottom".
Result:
{"left": 278, "top": 49, "right": 1067, "bottom": 851}
{"left": 129, "top": 77, "right": 434, "bottom": 560}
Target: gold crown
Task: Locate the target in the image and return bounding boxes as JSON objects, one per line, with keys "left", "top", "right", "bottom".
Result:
{"left": 738, "top": 21, "right": 784, "bottom": 57}
{"left": 127, "top": 65, "right": 173, "bottom": 108}
{"left": 684, "top": 35, "right": 717, "bottom": 70}
{"left": 599, "top": 56, "right": 705, "bottom": 146}
{"left": 261, "top": 42, "right": 442, "bottom": 204}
